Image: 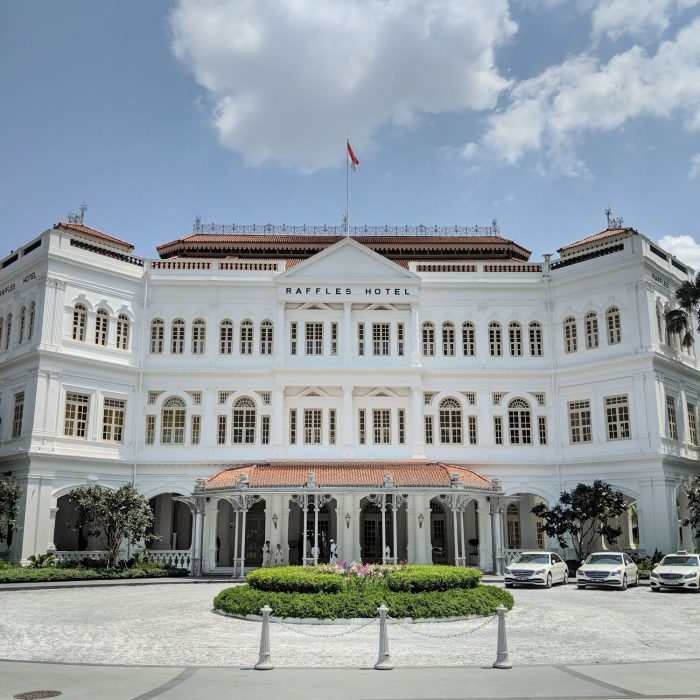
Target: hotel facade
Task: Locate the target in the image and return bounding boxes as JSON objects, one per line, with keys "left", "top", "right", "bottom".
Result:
{"left": 0, "top": 219, "right": 698, "bottom": 573}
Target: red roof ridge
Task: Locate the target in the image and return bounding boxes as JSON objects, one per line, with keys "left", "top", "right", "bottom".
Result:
{"left": 55, "top": 221, "right": 134, "bottom": 251}
{"left": 557, "top": 227, "right": 637, "bottom": 254}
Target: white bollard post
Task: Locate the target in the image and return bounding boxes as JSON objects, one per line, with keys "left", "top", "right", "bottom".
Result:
{"left": 492, "top": 605, "right": 512, "bottom": 669}
{"left": 255, "top": 605, "right": 274, "bottom": 670}
{"left": 375, "top": 604, "right": 393, "bottom": 670}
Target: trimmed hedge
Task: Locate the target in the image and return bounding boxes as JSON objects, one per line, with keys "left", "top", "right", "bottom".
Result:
{"left": 247, "top": 567, "right": 344, "bottom": 593}
{"left": 0, "top": 566, "right": 189, "bottom": 583}
{"left": 386, "top": 565, "right": 481, "bottom": 592}
{"left": 214, "top": 582, "right": 512, "bottom": 620}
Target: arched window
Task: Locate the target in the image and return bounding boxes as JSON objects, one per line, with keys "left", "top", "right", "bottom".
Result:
{"left": 422, "top": 322, "right": 435, "bottom": 356}
{"left": 18, "top": 306, "right": 26, "bottom": 344}
{"left": 584, "top": 312, "right": 599, "bottom": 349}
{"left": 508, "top": 322, "right": 522, "bottom": 357}
{"left": 192, "top": 318, "right": 206, "bottom": 354}
{"left": 171, "top": 319, "right": 185, "bottom": 354}
{"left": 529, "top": 322, "right": 543, "bottom": 357}
{"left": 506, "top": 503, "right": 521, "bottom": 549}
{"left": 240, "top": 320, "right": 253, "bottom": 355}
{"left": 488, "top": 321, "right": 502, "bottom": 357}
{"left": 462, "top": 321, "right": 475, "bottom": 356}
{"left": 508, "top": 398, "right": 532, "bottom": 445}
{"left": 95, "top": 309, "right": 109, "bottom": 346}
{"left": 220, "top": 319, "right": 233, "bottom": 354}
{"left": 116, "top": 314, "right": 129, "bottom": 350}
{"left": 442, "top": 322, "right": 455, "bottom": 357}
{"left": 260, "top": 320, "right": 273, "bottom": 355}
{"left": 606, "top": 306, "right": 621, "bottom": 344}
{"left": 563, "top": 316, "right": 577, "bottom": 353}
{"left": 233, "top": 397, "right": 256, "bottom": 444}
{"left": 150, "top": 319, "right": 164, "bottom": 354}
{"left": 161, "top": 396, "right": 186, "bottom": 445}
{"left": 439, "top": 397, "right": 462, "bottom": 444}
{"left": 28, "top": 302, "right": 36, "bottom": 341}
{"left": 72, "top": 304, "right": 87, "bottom": 342}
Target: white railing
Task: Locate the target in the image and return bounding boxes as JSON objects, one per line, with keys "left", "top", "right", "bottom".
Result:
{"left": 53, "top": 550, "right": 109, "bottom": 563}
{"left": 148, "top": 550, "right": 192, "bottom": 570}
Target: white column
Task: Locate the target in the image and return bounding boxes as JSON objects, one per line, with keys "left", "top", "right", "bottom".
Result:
{"left": 342, "top": 302, "right": 352, "bottom": 366}
{"left": 232, "top": 509, "right": 240, "bottom": 570}
{"left": 381, "top": 495, "right": 387, "bottom": 563}
{"left": 271, "top": 387, "right": 284, "bottom": 455}
{"left": 478, "top": 497, "right": 491, "bottom": 570}
{"left": 452, "top": 506, "right": 459, "bottom": 566}
{"left": 392, "top": 498, "right": 398, "bottom": 564}
{"left": 239, "top": 507, "right": 248, "bottom": 576}
{"left": 275, "top": 301, "right": 285, "bottom": 362}
{"left": 460, "top": 509, "right": 467, "bottom": 566}
{"left": 47, "top": 506, "right": 58, "bottom": 551}
{"left": 411, "top": 387, "right": 425, "bottom": 458}
{"left": 352, "top": 494, "right": 363, "bottom": 562}
{"left": 313, "top": 497, "right": 320, "bottom": 565}
{"left": 342, "top": 385, "right": 353, "bottom": 456}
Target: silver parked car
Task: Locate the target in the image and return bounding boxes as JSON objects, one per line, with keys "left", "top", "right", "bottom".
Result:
{"left": 576, "top": 551, "right": 639, "bottom": 590}
{"left": 504, "top": 551, "right": 569, "bottom": 588}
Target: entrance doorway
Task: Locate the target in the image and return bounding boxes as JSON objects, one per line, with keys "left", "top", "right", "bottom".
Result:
{"left": 430, "top": 500, "right": 448, "bottom": 564}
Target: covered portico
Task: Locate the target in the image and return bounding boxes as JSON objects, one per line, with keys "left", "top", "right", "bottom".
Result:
{"left": 191, "top": 462, "right": 503, "bottom": 577}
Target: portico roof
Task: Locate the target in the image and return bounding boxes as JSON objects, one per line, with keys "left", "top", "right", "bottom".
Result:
{"left": 198, "top": 462, "right": 495, "bottom": 491}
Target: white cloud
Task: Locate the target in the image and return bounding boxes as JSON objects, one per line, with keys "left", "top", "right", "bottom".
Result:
{"left": 460, "top": 142, "right": 479, "bottom": 160}
{"left": 591, "top": 0, "right": 699, "bottom": 41}
{"left": 659, "top": 234, "right": 700, "bottom": 268}
{"left": 690, "top": 153, "right": 700, "bottom": 178}
{"left": 169, "top": 0, "right": 517, "bottom": 171}
{"left": 482, "top": 16, "right": 700, "bottom": 174}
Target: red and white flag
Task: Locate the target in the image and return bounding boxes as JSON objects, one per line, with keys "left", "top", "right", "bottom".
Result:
{"left": 347, "top": 141, "right": 359, "bottom": 171}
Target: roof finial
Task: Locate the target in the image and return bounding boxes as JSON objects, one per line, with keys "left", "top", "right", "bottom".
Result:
{"left": 605, "top": 207, "right": 624, "bottom": 230}
{"left": 193, "top": 215, "right": 202, "bottom": 233}
{"left": 67, "top": 203, "right": 88, "bottom": 225}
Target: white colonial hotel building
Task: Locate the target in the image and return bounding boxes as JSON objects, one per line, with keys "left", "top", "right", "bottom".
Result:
{"left": 0, "top": 218, "right": 698, "bottom": 573}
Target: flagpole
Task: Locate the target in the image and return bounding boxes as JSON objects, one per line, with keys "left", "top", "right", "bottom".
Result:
{"left": 345, "top": 139, "right": 349, "bottom": 237}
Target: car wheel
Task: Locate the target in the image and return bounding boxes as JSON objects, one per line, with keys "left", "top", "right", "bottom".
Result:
{"left": 634, "top": 573, "right": 640, "bottom": 587}
{"left": 545, "top": 573, "right": 552, "bottom": 589}
{"left": 505, "top": 583, "right": 513, "bottom": 589}
{"left": 577, "top": 584, "right": 586, "bottom": 590}
{"left": 562, "top": 570, "right": 569, "bottom": 584}
{"left": 620, "top": 575, "right": 627, "bottom": 591}
{"left": 651, "top": 586, "right": 659, "bottom": 592}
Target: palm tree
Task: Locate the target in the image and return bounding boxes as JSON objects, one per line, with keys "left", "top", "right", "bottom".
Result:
{"left": 666, "top": 274, "right": 700, "bottom": 349}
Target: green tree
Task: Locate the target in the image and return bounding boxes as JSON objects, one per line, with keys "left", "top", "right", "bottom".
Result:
{"left": 69, "top": 484, "right": 156, "bottom": 568}
{"left": 665, "top": 274, "right": 700, "bottom": 349}
{"left": 0, "top": 476, "right": 22, "bottom": 544}
{"left": 684, "top": 477, "right": 700, "bottom": 538}
{"left": 531, "top": 480, "right": 627, "bottom": 560}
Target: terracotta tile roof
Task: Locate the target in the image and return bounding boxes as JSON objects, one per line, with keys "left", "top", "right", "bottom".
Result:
{"left": 165, "top": 234, "right": 511, "bottom": 246}
{"left": 557, "top": 227, "right": 636, "bottom": 254}
{"left": 55, "top": 222, "right": 134, "bottom": 251}
{"left": 200, "top": 462, "right": 493, "bottom": 491}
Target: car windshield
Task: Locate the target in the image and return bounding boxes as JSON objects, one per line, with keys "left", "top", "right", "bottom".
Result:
{"left": 513, "top": 553, "right": 549, "bottom": 564}
{"left": 660, "top": 555, "right": 699, "bottom": 566}
{"left": 585, "top": 554, "right": 623, "bottom": 565}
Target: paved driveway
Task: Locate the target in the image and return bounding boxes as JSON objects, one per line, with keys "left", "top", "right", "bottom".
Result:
{"left": 0, "top": 581, "right": 697, "bottom": 668}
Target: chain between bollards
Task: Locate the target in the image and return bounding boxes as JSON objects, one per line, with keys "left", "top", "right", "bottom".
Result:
{"left": 492, "top": 605, "right": 512, "bottom": 669}
{"left": 255, "top": 605, "right": 274, "bottom": 670}
{"left": 375, "top": 604, "right": 393, "bottom": 670}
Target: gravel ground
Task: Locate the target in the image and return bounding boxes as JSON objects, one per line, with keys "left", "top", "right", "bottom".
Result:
{"left": 0, "top": 581, "right": 698, "bottom": 668}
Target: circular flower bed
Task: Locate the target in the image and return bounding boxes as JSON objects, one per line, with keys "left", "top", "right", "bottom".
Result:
{"left": 214, "top": 563, "right": 513, "bottom": 620}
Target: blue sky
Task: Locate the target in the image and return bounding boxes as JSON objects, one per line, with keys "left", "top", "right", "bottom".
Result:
{"left": 1, "top": 0, "right": 699, "bottom": 264}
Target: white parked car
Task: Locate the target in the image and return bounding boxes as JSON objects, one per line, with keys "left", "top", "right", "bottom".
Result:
{"left": 504, "top": 551, "right": 569, "bottom": 588}
{"left": 576, "top": 551, "right": 639, "bottom": 590}
{"left": 650, "top": 551, "right": 700, "bottom": 592}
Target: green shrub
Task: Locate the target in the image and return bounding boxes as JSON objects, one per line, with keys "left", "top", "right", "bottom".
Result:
{"left": 214, "top": 582, "right": 512, "bottom": 620}
{"left": 386, "top": 565, "right": 481, "bottom": 592}
{"left": 0, "top": 566, "right": 189, "bottom": 583}
{"left": 0, "top": 559, "right": 15, "bottom": 570}
{"left": 247, "top": 567, "right": 344, "bottom": 593}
